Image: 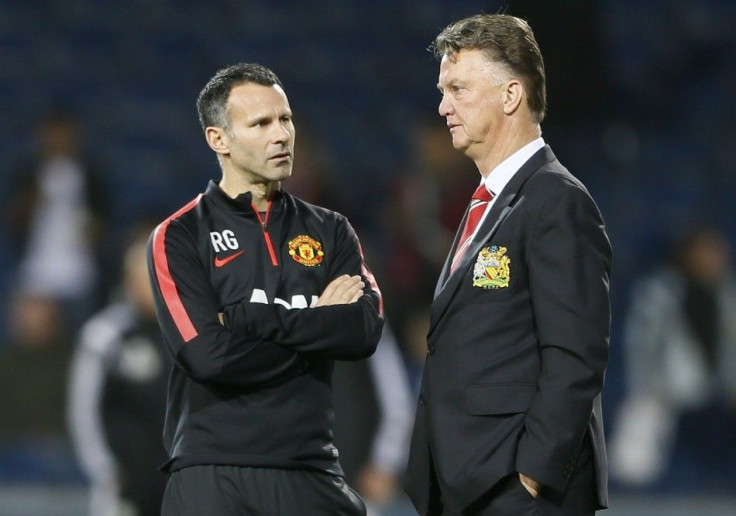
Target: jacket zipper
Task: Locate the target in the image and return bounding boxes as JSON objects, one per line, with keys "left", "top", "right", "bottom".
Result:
{"left": 251, "top": 200, "right": 279, "bottom": 267}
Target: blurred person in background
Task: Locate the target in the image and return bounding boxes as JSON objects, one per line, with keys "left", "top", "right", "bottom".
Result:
{"left": 405, "top": 14, "right": 611, "bottom": 515}
{"left": 68, "top": 225, "right": 169, "bottom": 516}
{"left": 4, "top": 108, "right": 110, "bottom": 347}
{"left": 0, "top": 296, "right": 71, "bottom": 448}
{"left": 0, "top": 108, "right": 114, "bottom": 500}
{"left": 147, "top": 62, "right": 383, "bottom": 515}
{"left": 333, "top": 322, "right": 414, "bottom": 516}
{"left": 281, "top": 119, "right": 345, "bottom": 214}
{"left": 610, "top": 225, "right": 736, "bottom": 488}
{"left": 0, "top": 108, "right": 105, "bottom": 472}
{"left": 388, "top": 115, "right": 480, "bottom": 274}
{"left": 380, "top": 117, "right": 478, "bottom": 351}
{"left": 400, "top": 305, "right": 432, "bottom": 396}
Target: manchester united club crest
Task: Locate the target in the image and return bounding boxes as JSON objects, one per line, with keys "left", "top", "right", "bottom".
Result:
{"left": 288, "top": 235, "right": 324, "bottom": 266}
{"left": 472, "top": 245, "right": 511, "bottom": 289}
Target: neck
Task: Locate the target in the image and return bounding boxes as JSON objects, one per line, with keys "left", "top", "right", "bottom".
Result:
{"left": 219, "top": 173, "right": 280, "bottom": 211}
{"left": 475, "top": 122, "right": 540, "bottom": 177}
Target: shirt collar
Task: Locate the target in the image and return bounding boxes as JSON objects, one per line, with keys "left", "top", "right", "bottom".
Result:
{"left": 483, "top": 137, "right": 545, "bottom": 196}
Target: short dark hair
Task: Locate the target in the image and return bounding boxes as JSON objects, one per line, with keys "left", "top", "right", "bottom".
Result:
{"left": 196, "top": 63, "right": 284, "bottom": 131}
{"left": 432, "top": 14, "right": 547, "bottom": 123}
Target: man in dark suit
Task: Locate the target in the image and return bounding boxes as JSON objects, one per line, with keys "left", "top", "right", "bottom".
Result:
{"left": 405, "top": 14, "right": 612, "bottom": 516}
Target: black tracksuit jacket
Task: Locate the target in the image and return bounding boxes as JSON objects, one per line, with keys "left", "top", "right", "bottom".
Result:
{"left": 147, "top": 180, "right": 384, "bottom": 475}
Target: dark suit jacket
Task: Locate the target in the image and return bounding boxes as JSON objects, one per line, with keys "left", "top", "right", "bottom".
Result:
{"left": 405, "top": 146, "right": 611, "bottom": 515}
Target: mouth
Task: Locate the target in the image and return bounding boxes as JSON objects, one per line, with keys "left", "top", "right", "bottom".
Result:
{"left": 269, "top": 151, "right": 292, "bottom": 162}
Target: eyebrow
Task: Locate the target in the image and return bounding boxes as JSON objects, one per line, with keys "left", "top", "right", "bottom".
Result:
{"left": 437, "top": 79, "right": 465, "bottom": 93}
{"left": 247, "top": 108, "right": 292, "bottom": 125}
{"left": 437, "top": 80, "right": 452, "bottom": 92}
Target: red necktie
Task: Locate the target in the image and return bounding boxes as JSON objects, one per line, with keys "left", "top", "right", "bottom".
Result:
{"left": 450, "top": 184, "right": 493, "bottom": 273}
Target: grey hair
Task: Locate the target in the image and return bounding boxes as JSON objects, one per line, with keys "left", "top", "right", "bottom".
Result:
{"left": 431, "top": 14, "right": 547, "bottom": 123}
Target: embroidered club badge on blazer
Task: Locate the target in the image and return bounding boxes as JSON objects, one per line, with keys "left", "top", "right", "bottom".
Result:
{"left": 472, "top": 245, "right": 511, "bottom": 289}
{"left": 288, "top": 235, "right": 324, "bottom": 266}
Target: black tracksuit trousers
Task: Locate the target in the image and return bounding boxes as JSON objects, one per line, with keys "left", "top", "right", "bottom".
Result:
{"left": 161, "top": 465, "right": 366, "bottom": 515}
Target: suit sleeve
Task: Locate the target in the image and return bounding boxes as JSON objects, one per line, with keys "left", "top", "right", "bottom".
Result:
{"left": 516, "top": 180, "right": 611, "bottom": 493}
{"left": 223, "top": 216, "right": 384, "bottom": 360}
{"left": 147, "top": 219, "right": 306, "bottom": 388}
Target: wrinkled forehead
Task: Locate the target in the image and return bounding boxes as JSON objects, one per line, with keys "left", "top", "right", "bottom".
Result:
{"left": 439, "top": 48, "right": 509, "bottom": 85}
{"left": 438, "top": 49, "right": 494, "bottom": 79}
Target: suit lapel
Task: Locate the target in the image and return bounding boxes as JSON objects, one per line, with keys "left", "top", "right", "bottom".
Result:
{"left": 428, "top": 146, "right": 554, "bottom": 337}
{"left": 434, "top": 205, "right": 471, "bottom": 298}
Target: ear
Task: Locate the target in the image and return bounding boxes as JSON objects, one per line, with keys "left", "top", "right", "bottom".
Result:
{"left": 502, "top": 79, "right": 524, "bottom": 116}
{"left": 205, "top": 126, "right": 229, "bottom": 156}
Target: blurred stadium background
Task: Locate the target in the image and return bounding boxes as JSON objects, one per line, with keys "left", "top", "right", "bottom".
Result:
{"left": 1, "top": 0, "right": 735, "bottom": 514}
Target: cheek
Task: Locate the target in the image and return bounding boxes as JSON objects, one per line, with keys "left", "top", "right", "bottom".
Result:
{"left": 458, "top": 105, "right": 484, "bottom": 134}
{"left": 470, "top": 102, "right": 500, "bottom": 134}
{"left": 232, "top": 141, "right": 259, "bottom": 161}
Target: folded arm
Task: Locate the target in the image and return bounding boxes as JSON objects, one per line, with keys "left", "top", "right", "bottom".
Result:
{"left": 224, "top": 217, "right": 384, "bottom": 360}
{"left": 147, "top": 220, "right": 306, "bottom": 388}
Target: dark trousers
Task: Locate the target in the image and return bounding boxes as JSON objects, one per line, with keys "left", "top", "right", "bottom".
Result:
{"left": 161, "top": 465, "right": 366, "bottom": 515}
{"left": 434, "top": 438, "right": 598, "bottom": 516}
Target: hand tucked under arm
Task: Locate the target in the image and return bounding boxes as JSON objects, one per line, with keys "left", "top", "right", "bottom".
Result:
{"left": 315, "top": 274, "right": 364, "bottom": 307}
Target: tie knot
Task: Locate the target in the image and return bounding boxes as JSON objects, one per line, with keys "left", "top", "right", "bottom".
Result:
{"left": 472, "top": 184, "right": 493, "bottom": 202}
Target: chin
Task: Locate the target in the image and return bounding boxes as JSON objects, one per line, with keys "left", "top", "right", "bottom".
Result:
{"left": 269, "top": 165, "right": 292, "bottom": 182}
{"left": 452, "top": 141, "right": 471, "bottom": 153}
{"left": 449, "top": 134, "right": 469, "bottom": 149}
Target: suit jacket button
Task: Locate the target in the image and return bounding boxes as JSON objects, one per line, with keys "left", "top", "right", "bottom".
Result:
{"left": 427, "top": 346, "right": 435, "bottom": 356}
{"left": 418, "top": 395, "right": 425, "bottom": 406}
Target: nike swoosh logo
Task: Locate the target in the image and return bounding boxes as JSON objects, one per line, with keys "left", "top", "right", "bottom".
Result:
{"left": 214, "top": 250, "right": 244, "bottom": 267}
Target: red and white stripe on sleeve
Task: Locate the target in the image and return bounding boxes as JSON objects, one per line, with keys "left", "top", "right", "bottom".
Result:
{"left": 151, "top": 195, "right": 202, "bottom": 343}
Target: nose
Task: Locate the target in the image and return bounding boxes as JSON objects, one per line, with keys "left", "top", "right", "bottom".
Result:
{"left": 273, "top": 122, "right": 292, "bottom": 143}
{"left": 438, "top": 93, "right": 452, "bottom": 117}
